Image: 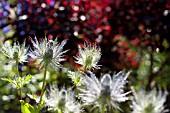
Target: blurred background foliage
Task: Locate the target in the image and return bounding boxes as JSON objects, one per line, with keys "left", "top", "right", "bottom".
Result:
{"left": 0, "top": 0, "right": 170, "bottom": 112}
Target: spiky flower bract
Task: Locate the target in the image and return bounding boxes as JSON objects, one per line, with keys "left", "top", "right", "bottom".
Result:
{"left": 45, "top": 85, "right": 82, "bottom": 113}
{"left": 74, "top": 43, "right": 101, "bottom": 71}
{"left": 1, "top": 41, "right": 28, "bottom": 64}
{"left": 131, "top": 88, "right": 169, "bottom": 113}
{"left": 28, "top": 36, "right": 67, "bottom": 70}
{"left": 78, "top": 71, "right": 131, "bottom": 111}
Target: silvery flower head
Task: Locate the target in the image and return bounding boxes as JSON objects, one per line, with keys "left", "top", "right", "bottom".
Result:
{"left": 74, "top": 43, "right": 101, "bottom": 71}
{"left": 78, "top": 71, "right": 131, "bottom": 111}
{"left": 45, "top": 85, "right": 82, "bottom": 113}
{"left": 1, "top": 41, "right": 28, "bottom": 64}
{"left": 131, "top": 88, "right": 169, "bottom": 113}
{"left": 28, "top": 36, "right": 68, "bottom": 70}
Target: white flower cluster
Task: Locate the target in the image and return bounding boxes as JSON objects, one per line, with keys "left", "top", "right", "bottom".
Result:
{"left": 28, "top": 36, "right": 68, "bottom": 70}
{"left": 45, "top": 85, "right": 82, "bottom": 113}
{"left": 131, "top": 88, "right": 168, "bottom": 113}
{"left": 1, "top": 41, "right": 28, "bottom": 64}
{"left": 74, "top": 43, "right": 101, "bottom": 71}
{"left": 0, "top": 37, "right": 169, "bottom": 113}
{"left": 78, "top": 71, "right": 131, "bottom": 111}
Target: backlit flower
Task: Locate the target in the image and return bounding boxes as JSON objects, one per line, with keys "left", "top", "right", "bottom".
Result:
{"left": 131, "top": 88, "right": 169, "bottom": 113}
{"left": 28, "top": 36, "right": 67, "bottom": 70}
{"left": 74, "top": 43, "right": 101, "bottom": 71}
{"left": 1, "top": 41, "right": 28, "bottom": 64}
{"left": 45, "top": 85, "right": 82, "bottom": 113}
{"left": 78, "top": 71, "right": 131, "bottom": 111}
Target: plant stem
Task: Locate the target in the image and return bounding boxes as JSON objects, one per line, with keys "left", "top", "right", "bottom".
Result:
{"left": 101, "top": 105, "right": 105, "bottom": 113}
{"left": 19, "top": 88, "right": 22, "bottom": 100}
{"left": 16, "top": 61, "right": 22, "bottom": 100}
{"left": 58, "top": 109, "right": 62, "bottom": 113}
{"left": 39, "top": 64, "right": 47, "bottom": 105}
{"left": 16, "top": 61, "right": 20, "bottom": 77}
{"left": 71, "top": 84, "right": 76, "bottom": 89}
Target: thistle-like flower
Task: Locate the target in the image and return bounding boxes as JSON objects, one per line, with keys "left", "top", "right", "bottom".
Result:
{"left": 28, "top": 36, "right": 67, "bottom": 70}
{"left": 78, "top": 71, "right": 131, "bottom": 111}
{"left": 74, "top": 43, "right": 101, "bottom": 71}
{"left": 45, "top": 85, "right": 82, "bottom": 113}
{"left": 130, "top": 88, "right": 169, "bottom": 113}
{"left": 1, "top": 41, "right": 28, "bottom": 64}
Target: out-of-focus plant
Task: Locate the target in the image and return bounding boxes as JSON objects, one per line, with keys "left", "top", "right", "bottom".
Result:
{"left": 130, "top": 87, "right": 169, "bottom": 113}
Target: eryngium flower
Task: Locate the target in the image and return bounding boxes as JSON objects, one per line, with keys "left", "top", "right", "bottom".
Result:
{"left": 1, "top": 41, "right": 28, "bottom": 64}
{"left": 28, "top": 36, "right": 67, "bottom": 70}
{"left": 78, "top": 71, "right": 131, "bottom": 111}
{"left": 45, "top": 85, "right": 82, "bottom": 113}
{"left": 74, "top": 43, "right": 101, "bottom": 71}
{"left": 131, "top": 88, "right": 169, "bottom": 113}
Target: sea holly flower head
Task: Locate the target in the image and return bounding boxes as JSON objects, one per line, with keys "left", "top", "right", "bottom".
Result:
{"left": 45, "top": 85, "right": 82, "bottom": 113}
{"left": 78, "top": 71, "right": 131, "bottom": 111}
{"left": 1, "top": 41, "right": 28, "bottom": 64}
{"left": 28, "top": 36, "right": 68, "bottom": 70}
{"left": 74, "top": 43, "right": 101, "bottom": 71}
{"left": 131, "top": 88, "right": 169, "bottom": 113}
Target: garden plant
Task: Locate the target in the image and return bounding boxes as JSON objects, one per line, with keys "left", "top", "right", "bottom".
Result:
{"left": 0, "top": 0, "right": 170, "bottom": 113}
{"left": 0, "top": 36, "right": 169, "bottom": 113}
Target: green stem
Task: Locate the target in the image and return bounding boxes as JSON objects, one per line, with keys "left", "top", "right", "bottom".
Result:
{"left": 58, "top": 109, "right": 62, "bottom": 113}
{"left": 39, "top": 64, "right": 47, "bottom": 105}
{"left": 101, "top": 105, "right": 106, "bottom": 113}
{"left": 16, "top": 61, "right": 20, "bottom": 77}
{"left": 16, "top": 61, "right": 22, "bottom": 100}
{"left": 19, "top": 88, "right": 22, "bottom": 100}
{"left": 71, "top": 84, "right": 76, "bottom": 89}
{"left": 84, "top": 65, "right": 87, "bottom": 72}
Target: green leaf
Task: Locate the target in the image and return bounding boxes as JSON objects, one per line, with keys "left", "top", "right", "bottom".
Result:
{"left": 24, "top": 75, "right": 33, "bottom": 83}
{"left": 1, "top": 78, "right": 17, "bottom": 87}
{"left": 27, "top": 92, "right": 46, "bottom": 111}
{"left": 20, "top": 100, "right": 39, "bottom": 113}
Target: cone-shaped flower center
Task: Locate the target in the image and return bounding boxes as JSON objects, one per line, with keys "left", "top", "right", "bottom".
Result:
{"left": 144, "top": 104, "right": 154, "bottom": 113}
{"left": 43, "top": 40, "right": 54, "bottom": 63}
{"left": 44, "top": 49, "right": 53, "bottom": 63}
{"left": 58, "top": 98, "right": 66, "bottom": 110}
{"left": 13, "top": 51, "right": 19, "bottom": 61}
{"left": 58, "top": 90, "right": 67, "bottom": 110}
{"left": 99, "top": 85, "right": 111, "bottom": 104}
{"left": 99, "top": 74, "right": 112, "bottom": 105}
{"left": 85, "top": 56, "right": 92, "bottom": 69}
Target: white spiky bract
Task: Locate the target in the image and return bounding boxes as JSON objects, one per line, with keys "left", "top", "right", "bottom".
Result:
{"left": 28, "top": 36, "right": 68, "bottom": 70}
{"left": 78, "top": 71, "right": 131, "bottom": 111}
{"left": 45, "top": 85, "right": 82, "bottom": 113}
{"left": 74, "top": 43, "right": 101, "bottom": 71}
{"left": 1, "top": 41, "right": 28, "bottom": 64}
{"left": 131, "top": 88, "right": 168, "bottom": 113}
